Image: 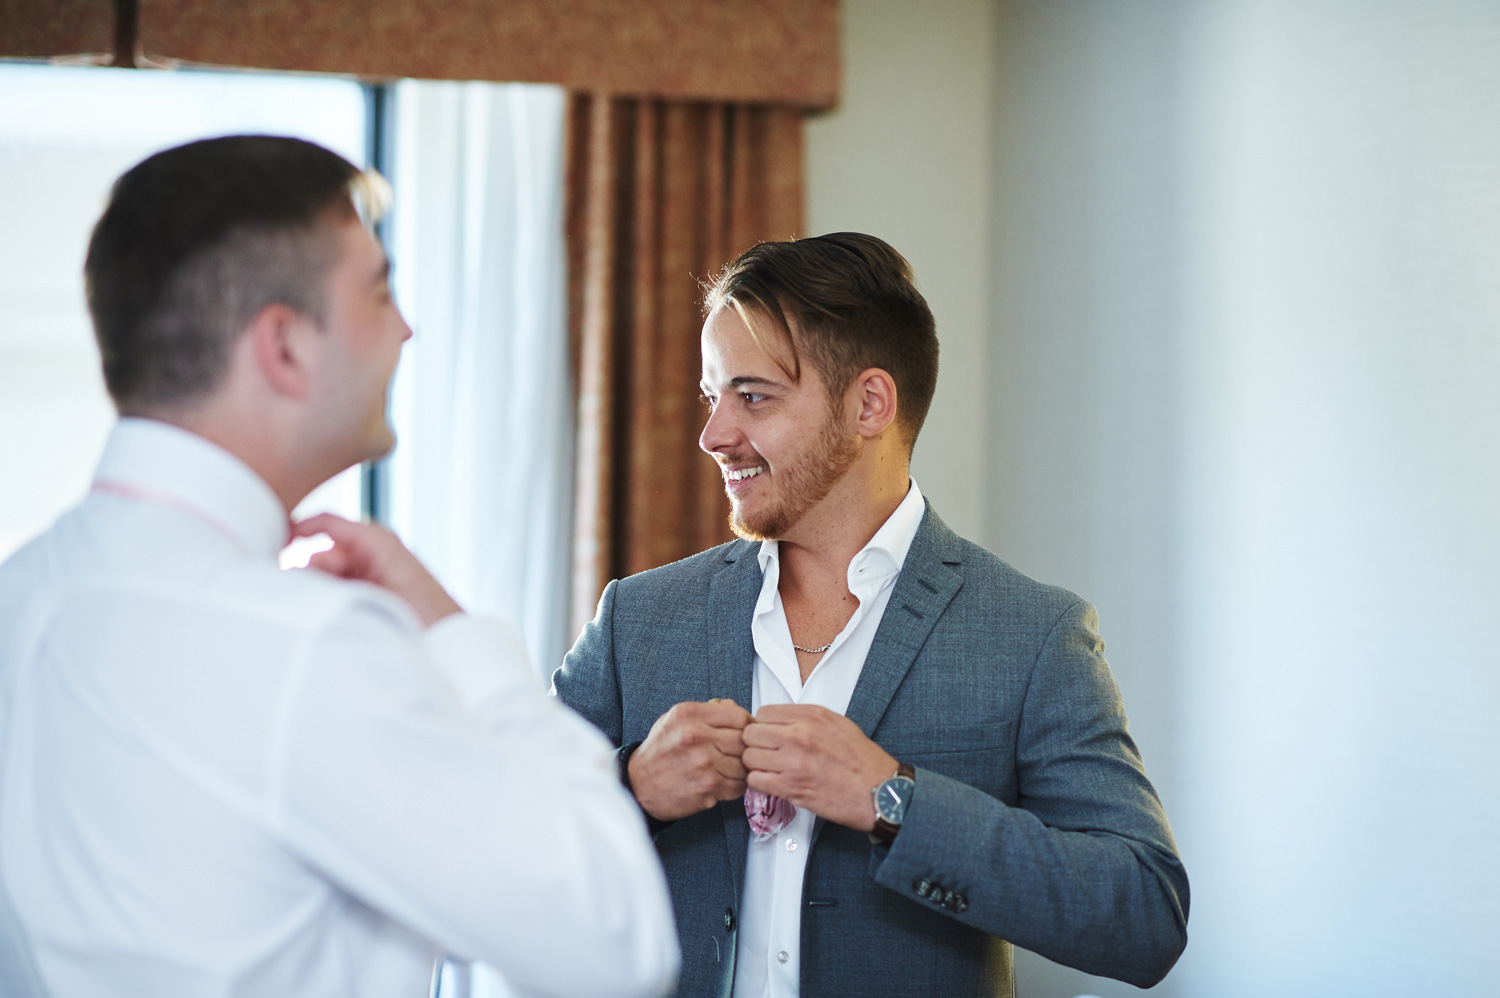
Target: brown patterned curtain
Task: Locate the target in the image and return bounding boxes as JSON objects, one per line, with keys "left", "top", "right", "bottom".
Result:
{"left": 566, "top": 94, "right": 804, "bottom": 634}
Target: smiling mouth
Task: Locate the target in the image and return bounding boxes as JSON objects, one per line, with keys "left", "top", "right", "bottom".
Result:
{"left": 723, "top": 462, "right": 774, "bottom": 489}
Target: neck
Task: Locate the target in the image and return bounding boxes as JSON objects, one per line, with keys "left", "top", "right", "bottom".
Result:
{"left": 776, "top": 456, "right": 910, "bottom": 590}
{"left": 144, "top": 401, "right": 327, "bottom": 515}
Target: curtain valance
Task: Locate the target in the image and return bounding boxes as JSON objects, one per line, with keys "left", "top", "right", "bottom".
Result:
{"left": 1, "top": 0, "right": 839, "bottom": 108}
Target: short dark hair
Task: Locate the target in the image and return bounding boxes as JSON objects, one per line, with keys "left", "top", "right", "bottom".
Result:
{"left": 85, "top": 135, "right": 365, "bottom": 413}
{"left": 703, "top": 232, "right": 939, "bottom": 449}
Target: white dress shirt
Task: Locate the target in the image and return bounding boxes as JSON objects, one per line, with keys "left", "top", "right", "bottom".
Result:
{"left": 0, "top": 418, "right": 678, "bottom": 998}
{"left": 732, "top": 480, "right": 926, "bottom": 998}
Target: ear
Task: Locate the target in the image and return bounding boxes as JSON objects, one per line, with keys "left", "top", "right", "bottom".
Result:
{"left": 851, "top": 367, "right": 899, "bottom": 440}
{"left": 247, "top": 302, "right": 317, "bottom": 400}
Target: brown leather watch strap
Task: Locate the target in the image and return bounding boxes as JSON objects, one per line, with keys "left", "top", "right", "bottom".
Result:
{"left": 870, "top": 762, "right": 916, "bottom": 845}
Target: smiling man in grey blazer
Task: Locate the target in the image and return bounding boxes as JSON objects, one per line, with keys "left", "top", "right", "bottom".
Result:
{"left": 552, "top": 232, "right": 1188, "bottom": 997}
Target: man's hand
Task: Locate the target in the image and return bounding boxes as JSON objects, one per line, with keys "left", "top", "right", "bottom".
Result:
{"left": 742, "top": 704, "right": 898, "bottom": 832}
{"left": 290, "top": 514, "right": 461, "bottom": 628}
{"left": 628, "top": 700, "right": 754, "bottom": 822}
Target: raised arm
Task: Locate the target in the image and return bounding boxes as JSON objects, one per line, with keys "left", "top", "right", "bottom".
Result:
{"left": 289, "top": 518, "right": 680, "bottom": 998}
{"left": 277, "top": 596, "right": 679, "bottom": 998}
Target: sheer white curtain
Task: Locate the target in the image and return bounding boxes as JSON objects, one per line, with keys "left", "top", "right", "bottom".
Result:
{"left": 385, "top": 80, "right": 573, "bottom": 682}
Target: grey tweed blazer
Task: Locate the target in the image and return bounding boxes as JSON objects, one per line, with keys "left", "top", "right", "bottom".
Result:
{"left": 552, "top": 504, "right": 1189, "bottom": 997}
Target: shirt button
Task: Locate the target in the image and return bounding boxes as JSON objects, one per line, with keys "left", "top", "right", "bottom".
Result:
{"left": 776, "top": 950, "right": 789, "bottom": 964}
{"left": 785, "top": 838, "right": 799, "bottom": 851}
{"left": 724, "top": 907, "right": 736, "bottom": 931}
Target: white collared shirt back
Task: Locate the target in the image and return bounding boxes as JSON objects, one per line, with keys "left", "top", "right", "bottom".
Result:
{"left": 0, "top": 418, "right": 678, "bottom": 998}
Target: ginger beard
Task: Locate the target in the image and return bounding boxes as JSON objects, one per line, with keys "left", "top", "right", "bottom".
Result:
{"left": 723, "top": 396, "right": 860, "bottom": 542}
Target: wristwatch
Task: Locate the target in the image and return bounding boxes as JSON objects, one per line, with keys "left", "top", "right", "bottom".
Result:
{"left": 869, "top": 762, "right": 916, "bottom": 845}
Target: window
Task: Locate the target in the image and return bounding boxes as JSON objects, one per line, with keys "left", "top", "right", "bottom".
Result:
{"left": 1, "top": 69, "right": 571, "bottom": 994}
{"left": 0, "top": 64, "right": 369, "bottom": 563}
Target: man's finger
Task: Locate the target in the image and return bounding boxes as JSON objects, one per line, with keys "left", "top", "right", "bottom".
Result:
{"left": 744, "top": 770, "right": 782, "bottom": 796}
{"left": 713, "top": 778, "right": 748, "bottom": 802}
{"left": 290, "top": 512, "right": 356, "bottom": 539}
{"left": 742, "top": 721, "right": 791, "bottom": 749}
{"left": 713, "top": 755, "right": 748, "bottom": 781}
{"left": 710, "top": 727, "right": 746, "bottom": 757}
{"left": 753, "top": 703, "right": 826, "bottom": 724}
{"left": 305, "top": 548, "right": 352, "bottom": 577}
{"left": 701, "top": 700, "right": 753, "bottom": 728}
{"left": 741, "top": 746, "right": 781, "bottom": 773}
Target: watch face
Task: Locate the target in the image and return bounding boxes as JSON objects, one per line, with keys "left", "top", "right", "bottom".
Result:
{"left": 876, "top": 776, "right": 915, "bottom": 824}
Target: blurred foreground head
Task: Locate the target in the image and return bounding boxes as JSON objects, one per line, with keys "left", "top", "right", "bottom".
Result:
{"left": 84, "top": 135, "right": 385, "bottom": 415}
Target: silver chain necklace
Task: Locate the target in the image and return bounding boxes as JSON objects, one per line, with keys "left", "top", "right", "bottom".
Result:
{"left": 793, "top": 641, "right": 833, "bottom": 654}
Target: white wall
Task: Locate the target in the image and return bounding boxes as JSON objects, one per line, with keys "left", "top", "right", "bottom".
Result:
{"left": 984, "top": 3, "right": 1187, "bottom": 994}
{"left": 804, "top": 0, "right": 996, "bottom": 543}
{"left": 982, "top": 0, "right": 1500, "bottom": 994}
{"left": 807, "top": 3, "right": 1181, "bottom": 994}
{"left": 1172, "top": 3, "right": 1500, "bottom": 993}
{"left": 810, "top": 1, "right": 1500, "bottom": 995}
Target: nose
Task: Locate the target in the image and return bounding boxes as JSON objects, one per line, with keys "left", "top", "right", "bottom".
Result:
{"left": 699, "top": 395, "right": 739, "bottom": 456}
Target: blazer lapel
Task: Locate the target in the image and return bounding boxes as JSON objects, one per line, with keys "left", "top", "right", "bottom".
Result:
{"left": 705, "top": 540, "right": 761, "bottom": 904}
{"left": 844, "top": 504, "right": 964, "bottom": 740}
{"left": 706, "top": 539, "right": 760, "bottom": 709}
{"left": 809, "top": 505, "right": 963, "bottom": 852}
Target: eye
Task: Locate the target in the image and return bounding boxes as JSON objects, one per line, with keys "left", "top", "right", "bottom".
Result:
{"left": 740, "top": 391, "right": 768, "bottom": 404}
{"left": 699, "top": 392, "right": 717, "bottom": 410}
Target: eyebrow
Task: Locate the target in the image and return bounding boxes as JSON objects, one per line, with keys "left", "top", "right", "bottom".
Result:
{"left": 700, "top": 375, "right": 784, "bottom": 394}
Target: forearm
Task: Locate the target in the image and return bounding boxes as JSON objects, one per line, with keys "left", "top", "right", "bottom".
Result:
{"left": 282, "top": 601, "right": 678, "bottom": 998}
{"left": 870, "top": 766, "right": 1188, "bottom": 987}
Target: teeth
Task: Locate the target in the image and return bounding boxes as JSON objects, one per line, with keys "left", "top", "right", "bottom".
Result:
{"left": 726, "top": 465, "right": 767, "bottom": 482}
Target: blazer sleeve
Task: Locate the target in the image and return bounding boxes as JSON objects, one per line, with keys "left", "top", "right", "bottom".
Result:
{"left": 550, "top": 579, "right": 625, "bottom": 746}
{"left": 867, "top": 599, "right": 1190, "bottom": 988}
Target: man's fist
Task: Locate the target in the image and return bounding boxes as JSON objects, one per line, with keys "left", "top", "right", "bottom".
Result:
{"left": 742, "top": 704, "right": 897, "bottom": 832}
{"left": 628, "top": 700, "right": 754, "bottom": 822}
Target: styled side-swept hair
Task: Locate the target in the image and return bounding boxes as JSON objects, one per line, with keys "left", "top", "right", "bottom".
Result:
{"left": 85, "top": 134, "right": 383, "bottom": 413}
{"left": 703, "top": 232, "right": 939, "bottom": 450}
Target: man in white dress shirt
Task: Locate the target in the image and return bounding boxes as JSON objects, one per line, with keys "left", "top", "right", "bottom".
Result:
{"left": 0, "top": 135, "right": 678, "bottom": 998}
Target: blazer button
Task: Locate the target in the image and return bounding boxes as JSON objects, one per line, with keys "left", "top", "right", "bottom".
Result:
{"left": 724, "top": 907, "right": 736, "bottom": 931}
{"left": 913, "top": 878, "right": 932, "bottom": 897}
{"left": 954, "top": 894, "right": 969, "bottom": 913}
{"left": 941, "top": 890, "right": 956, "bottom": 908}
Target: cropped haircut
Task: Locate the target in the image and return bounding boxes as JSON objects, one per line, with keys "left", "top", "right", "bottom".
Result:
{"left": 703, "top": 232, "right": 939, "bottom": 450}
{"left": 84, "top": 135, "right": 373, "bottom": 413}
